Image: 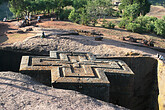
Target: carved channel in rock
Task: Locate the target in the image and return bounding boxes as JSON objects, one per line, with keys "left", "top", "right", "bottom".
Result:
{"left": 0, "top": 49, "right": 162, "bottom": 110}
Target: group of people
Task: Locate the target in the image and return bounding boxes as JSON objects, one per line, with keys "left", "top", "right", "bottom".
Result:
{"left": 3, "top": 15, "right": 41, "bottom": 22}
{"left": 25, "top": 15, "right": 32, "bottom": 21}
{"left": 21, "top": 16, "right": 30, "bottom": 26}
{"left": 21, "top": 15, "right": 41, "bottom": 26}
{"left": 24, "top": 15, "right": 41, "bottom": 22}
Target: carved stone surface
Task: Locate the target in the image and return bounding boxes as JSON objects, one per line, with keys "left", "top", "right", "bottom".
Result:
{"left": 20, "top": 51, "right": 134, "bottom": 103}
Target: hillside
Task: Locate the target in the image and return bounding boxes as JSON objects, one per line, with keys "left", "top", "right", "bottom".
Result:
{"left": 147, "top": 5, "right": 165, "bottom": 19}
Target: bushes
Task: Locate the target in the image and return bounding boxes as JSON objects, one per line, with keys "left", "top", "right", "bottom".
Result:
{"left": 135, "top": 16, "right": 157, "bottom": 27}
{"left": 101, "top": 18, "right": 115, "bottom": 29}
{"left": 119, "top": 16, "right": 165, "bottom": 37}
{"left": 68, "top": 8, "right": 91, "bottom": 26}
{"left": 163, "top": 16, "right": 165, "bottom": 21}
{"left": 123, "top": 3, "right": 141, "bottom": 21}
{"left": 107, "top": 21, "right": 115, "bottom": 29}
{"left": 118, "top": 19, "right": 129, "bottom": 28}
{"left": 134, "top": 16, "right": 158, "bottom": 33}
{"left": 101, "top": 18, "right": 107, "bottom": 28}
{"left": 145, "top": 23, "right": 155, "bottom": 32}
{"left": 126, "top": 23, "right": 144, "bottom": 33}
{"left": 60, "top": 9, "right": 72, "bottom": 20}
{"left": 154, "top": 19, "right": 165, "bottom": 37}
{"left": 113, "top": 11, "right": 120, "bottom": 17}
{"left": 68, "top": 9, "right": 80, "bottom": 23}
{"left": 91, "top": 17, "right": 98, "bottom": 26}
{"left": 135, "top": 16, "right": 149, "bottom": 26}
{"left": 79, "top": 11, "right": 90, "bottom": 26}
{"left": 134, "top": 16, "right": 165, "bottom": 36}
{"left": 148, "top": 16, "right": 158, "bottom": 22}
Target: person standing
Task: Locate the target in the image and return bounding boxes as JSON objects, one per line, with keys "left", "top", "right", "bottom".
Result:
{"left": 37, "top": 16, "right": 41, "bottom": 22}
{"left": 3, "top": 17, "right": 7, "bottom": 22}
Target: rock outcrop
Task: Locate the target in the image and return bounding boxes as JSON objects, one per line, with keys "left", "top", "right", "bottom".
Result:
{"left": 0, "top": 71, "right": 127, "bottom": 110}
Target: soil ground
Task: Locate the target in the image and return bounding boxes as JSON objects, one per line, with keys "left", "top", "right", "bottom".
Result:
{"left": 147, "top": 5, "right": 165, "bottom": 19}
{"left": 0, "top": 21, "right": 36, "bottom": 44}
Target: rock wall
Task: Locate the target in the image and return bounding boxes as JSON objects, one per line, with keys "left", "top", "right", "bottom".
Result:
{"left": 97, "top": 57, "right": 159, "bottom": 110}
{"left": 0, "top": 71, "right": 127, "bottom": 110}
{"left": 0, "top": 49, "right": 163, "bottom": 110}
{"left": 0, "top": 50, "right": 23, "bottom": 71}
{"left": 0, "top": 49, "right": 47, "bottom": 72}
{"left": 158, "top": 60, "right": 165, "bottom": 110}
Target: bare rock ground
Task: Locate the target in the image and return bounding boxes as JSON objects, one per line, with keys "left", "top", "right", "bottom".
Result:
{"left": 0, "top": 71, "right": 127, "bottom": 110}
{"left": 10, "top": 28, "right": 165, "bottom": 57}
{"left": 147, "top": 5, "right": 165, "bottom": 19}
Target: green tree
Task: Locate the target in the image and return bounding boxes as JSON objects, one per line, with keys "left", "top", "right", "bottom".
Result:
{"left": 123, "top": 3, "right": 141, "bottom": 21}
{"left": 9, "top": 0, "right": 72, "bottom": 18}
{"left": 68, "top": 8, "right": 80, "bottom": 23}
{"left": 59, "top": 9, "right": 72, "bottom": 20}
{"left": 119, "top": 0, "right": 151, "bottom": 16}
{"left": 9, "top": 0, "right": 25, "bottom": 17}
{"left": 135, "top": 16, "right": 157, "bottom": 32}
{"left": 53, "top": 0, "right": 72, "bottom": 20}
{"left": 135, "top": 16, "right": 157, "bottom": 27}
{"left": 107, "top": 21, "right": 115, "bottom": 29}
{"left": 79, "top": 8, "right": 90, "bottom": 25}
{"left": 118, "top": 18, "right": 130, "bottom": 28}
{"left": 126, "top": 22, "right": 145, "bottom": 33}
{"left": 0, "top": 0, "right": 8, "bottom": 5}
{"left": 119, "top": 0, "right": 135, "bottom": 11}
{"left": 154, "top": 19, "right": 165, "bottom": 37}
{"left": 23, "top": 0, "right": 35, "bottom": 16}
{"left": 91, "top": 16, "right": 98, "bottom": 26}
{"left": 72, "top": 0, "right": 87, "bottom": 9}
{"left": 101, "top": 17, "right": 107, "bottom": 27}
{"left": 9, "top": 0, "right": 40, "bottom": 17}
{"left": 163, "top": 16, "right": 165, "bottom": 21}
{"left": 86, "top": 0, "right": 113, "bottom": 18}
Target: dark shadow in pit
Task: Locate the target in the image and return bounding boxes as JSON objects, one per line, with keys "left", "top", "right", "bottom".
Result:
{"left": 0, "top": 49, "right": 159, "bottom": 110}
{"left": 0, "top": 49, "right": 48, "bottom": 72}
{"left": 97, "top": 57, "right": 159, "bottom": 110}
{"left": 0, "top": 23, "right": 10, "bottom": 43}
{"left": 0, "top": 35, "right": 8, "bottom": 43}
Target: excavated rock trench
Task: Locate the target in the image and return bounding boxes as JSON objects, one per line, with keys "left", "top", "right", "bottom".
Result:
{"left": 0, "top": 49, "right": 163, "bottom": 110}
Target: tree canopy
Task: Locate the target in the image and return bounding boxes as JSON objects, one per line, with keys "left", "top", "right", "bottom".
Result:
{"left": 123, "top": 3, "right": 141, "bottom": 20}
{"left": 119, "top": 0, "right": 151, "bottom": 16}
{"left": 9, "top": 0, "right": 73, "bottom": 17}
{"left": 86, "top": 0, "right": 113, "bottom": 17}
{"left": 72, "top": 0, "right": 87, "bottom": 9}
{"left": 0, "top": 0, "right": 8, "bottom": 4}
